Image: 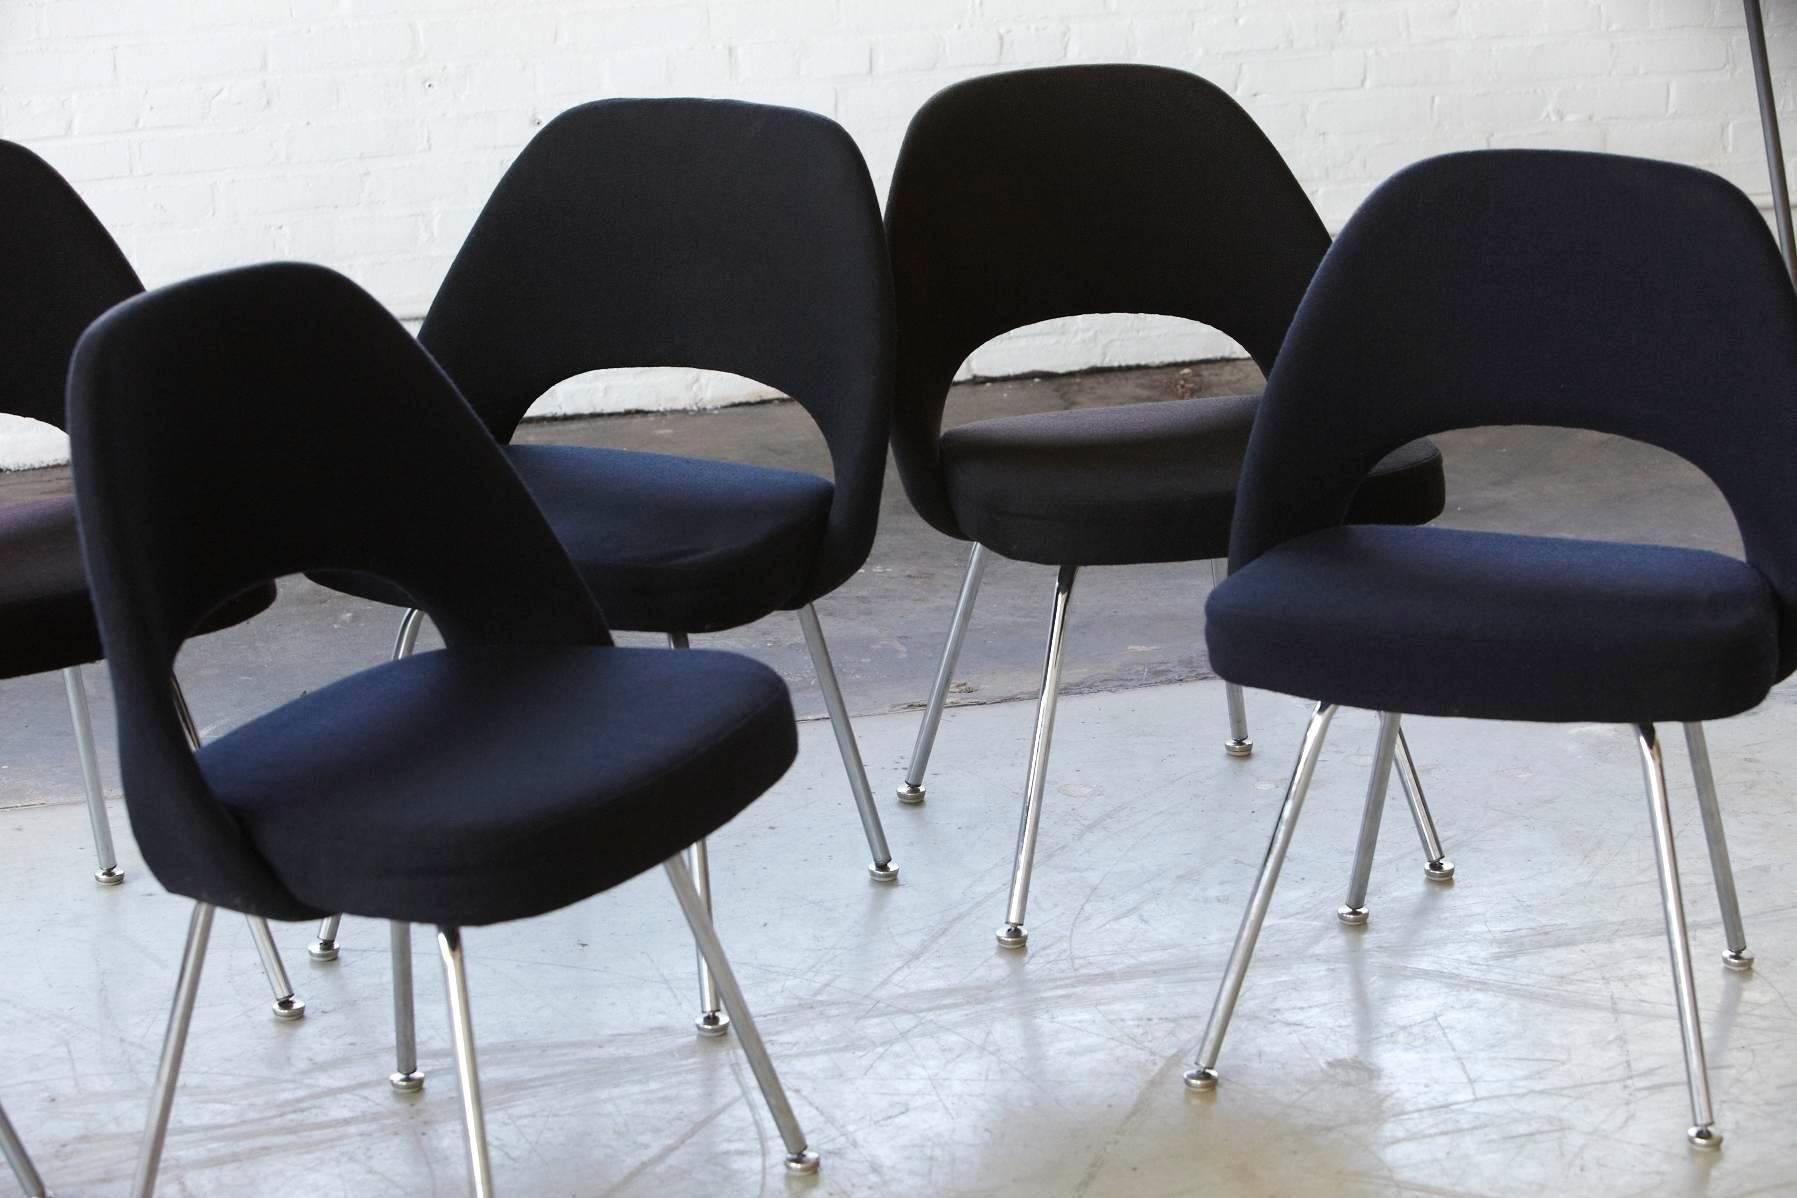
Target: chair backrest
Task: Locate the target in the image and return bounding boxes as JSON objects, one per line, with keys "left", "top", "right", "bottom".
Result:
{"left": 0, "top": 139, "right": 143, "bottom": 428}
{"left": 884, "top": 65, "right": 1330, "bottom": 535}
{"left": 1231, "top": 149, "right": 1797, "bottom": 673}
{"left": 420, "top": 98, "right": 894, "bottom": 599}
{"left": 70, "top": 262, "right": 610, "bottom": 912}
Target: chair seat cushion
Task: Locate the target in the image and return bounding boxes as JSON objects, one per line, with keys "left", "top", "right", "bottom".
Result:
{"left": 316, "top": 445, "right": 834, "bottom": 634}
{"left": 1206, "top": 526, "right": 1782, "bottom": 724}
{"left": 936, "top": 395, "right": 1444, "bottom": 566}
{"left": 0, "top": 496, "right": 274, "bottom": 679}
{"left": 199, "top": 644, "right": 796, "bottom": 927}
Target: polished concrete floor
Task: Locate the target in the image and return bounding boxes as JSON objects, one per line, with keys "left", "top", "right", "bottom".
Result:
{"left": 1, "top": 682, "right": 1795, "bottom": 1195}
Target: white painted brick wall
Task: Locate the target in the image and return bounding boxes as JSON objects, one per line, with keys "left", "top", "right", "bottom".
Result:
{"left": 1, "top": 0, "right": 1793, "bottom": 467}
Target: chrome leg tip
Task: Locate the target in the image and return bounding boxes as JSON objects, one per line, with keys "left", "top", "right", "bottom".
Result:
{"left": 307, "top": 939, "right": 340, "bottom": 962}
{"left": 1687, "top": 1125, "right": 1723, "bottom": 1150}
{"left": 94, "top": 866, "right": 125, "bottom": 886}
{"left": 895, "top": 783, "right": 926, "bottom": 805}
{"left": 995, "top": 924, "right": 1028, "bottom": 949}
{"left": 1336, "top": 905, "right": 1369, "bottom": 926}
{"left": 694, "top": 1011, "right": 731, "bottom": 1038}
{"left": 1723, "top": 949, "right": 1755, "bottom": 972}
{"left": 1224, "top": 737, "right": 1254, "bottom": 758}
{"left": 1182, "top": 1067, "right": 1219, "bottom": 1092}
{"left": 388, "top": 1070, "right": 425, "bottom": 1094}
{"left": 783, "top": 1149, "right": 821, "bottom": 1175}
{"left": 271, "top": 995, "right": 306, "bottom": 1021}
{"left": 1424, "top": 858, "right": 1456, "bottom": 882}
{"left": 867, "top": 860, "right": 900, "bottom": 883}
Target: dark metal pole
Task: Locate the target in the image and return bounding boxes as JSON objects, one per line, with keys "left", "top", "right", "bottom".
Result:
{"left": 1744, "top": 0, "right": 1796, "bottom": 281}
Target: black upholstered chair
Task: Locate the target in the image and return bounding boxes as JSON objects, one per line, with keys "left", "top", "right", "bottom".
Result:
{"left": 0, "top": 1101, "right": 46, "bottom": 1198}
{"left": 0, "top": 140, "right": 303, "bottom": 1017}
{"left": 305, "top": 98, "right": 899, "bottom": 1038}
{"left": 71, "top": 262, "right": 822, "bottom": 1192}
{"left": 1189, "top": 149, "right": 1787, "bottom": 1149}
{"left": 884, "top": 66, "right": 1450, "bottom": 948}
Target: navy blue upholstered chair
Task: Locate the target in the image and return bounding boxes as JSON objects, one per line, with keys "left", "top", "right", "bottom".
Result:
{"left": 71, "top": 262, "right": 821, "bottom": 1192}
{"left": 1189, "top": 149, "right": 1791, "bottom": 1149}
{"left": 884, "top": 66, "right": 1452, "bottom": 949}
{"left": 305, "top": 99, "right": 899, "bottom": 1039}
{"left": 0, "top": 140, "right": 303, "bottom": 1018}
{"left": 0, "top": 1101, "right": 46, "bottom": 1198}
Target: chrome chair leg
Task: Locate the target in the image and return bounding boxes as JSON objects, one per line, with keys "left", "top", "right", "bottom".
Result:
{"left": 309, "top": 914, "right": 341, "bottom": 962}
{"left": 1186, "top": 702, "right": 1339, "bottom": 1091}
{"left": 391, "top": 606, "right": 425, "bottom": 659}
{"left": 797, "top": 604, "right": 899, "bottom": 882}
{"left": 1392, "top": 722, "right": 1455, "bottom": 881}
{"left": 437, "top": 927, "right": 495, "bottom": 1197}
{"left": 64, "top": 665, "right": 124, "bottom": 885}
{"left": 1337, "top": 711, "right": 1401, "bottom": 926}
{"left": 170, "top": 676, "right": 303, "bottom": 1019}
{"left": 1222, "top": 682, "right": 1253, "bottom": 757}
{"left": 168, "top": 676, "right": 204, "bottom": 749}
{"left": 996, "top": 565, "right": 1078, "bottom": 950}
{"left": 245, "top": 913, "right": 306, "bottom": 1020}
{"left": 313, "top": 608, "right": 425, "bottom": 964}
{"left": 1682, "top": 723, "right": 1753, "bottom": 971}
{"left": 664, "top": 855, "right": 819, "bottom": 1174}
{"left": 1209, "top": 561, "right": 1253, "bottom": 757}
{"left": 688, "top": 839, "right": 728, "bottom": 1038}
{"left": 898, "top": 542, "right": 990, "bottom": 804}
{"left": 667, "top": 633, "right": 730, "bottom": 1037}
{"left": 131, "top": 901, "right": 215, "bottom": 1198}
{"left": 1636, "top": 724, "right": 1724, "bottom": 1149}
{"left": 389, "top": 921, "right": 424, "bottom": 1091}
{"left": 0, "top": 1101, "right": 47, "bottom": 1198}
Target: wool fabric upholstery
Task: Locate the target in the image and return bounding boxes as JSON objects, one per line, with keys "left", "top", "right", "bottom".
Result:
{"left": 0, "top": 496, "right": 274, "bottom": 677}
{"left": 937, "top": 395, "right": 1443, "bottom": 566}
{"left": 197, "top": 644, "right": 795, "bottom": 927}
{"left": 333, "top": 98, "right": 892, "bottom": 628}
{"left": 1211, "top": 150, "right": 1797, "bottom": 723}
{"left": 69, "top": 263, "right": 797, "bottom": 924}
{"left": 884, "top": 65, "right": 1446, "bottom": 564}
{"left": 0, "top": 139, "right": 275, "bottom": 683}
{"left": 1209, "top": 526, "right": 1779, "bottom": 723}
{"left": 322, "top": 445, "right": 834, "bottom": 634}
{"left": 0, "top": 140, "right": 140, "bottom": 430}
